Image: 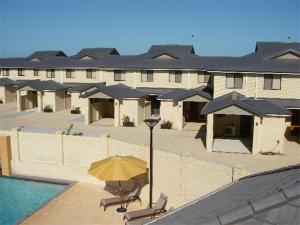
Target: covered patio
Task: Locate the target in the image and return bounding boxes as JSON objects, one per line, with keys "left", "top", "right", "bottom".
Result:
{"left": 159, "top": 86, "right": 212, "bottom": 130}
{"left": 16, "top": 80, "right": 70, "bottom": 112}
{"left": 203, "top": 92, "right": 292, "bottom": 154}
{"left": 80, "top": 83, "right": 146, "bottom": 127}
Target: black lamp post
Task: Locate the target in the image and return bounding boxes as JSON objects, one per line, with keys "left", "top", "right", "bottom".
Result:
{"left": 144, "top": 118, "right": 160, "bottom": 208}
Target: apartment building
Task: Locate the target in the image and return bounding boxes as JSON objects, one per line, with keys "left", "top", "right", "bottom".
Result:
{"left": 0, "top": 42, "right": 299, "bottom": 154}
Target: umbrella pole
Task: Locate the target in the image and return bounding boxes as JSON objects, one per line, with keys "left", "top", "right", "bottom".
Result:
{"left": 116, "top": 180, "right": 127, "bottom": 213}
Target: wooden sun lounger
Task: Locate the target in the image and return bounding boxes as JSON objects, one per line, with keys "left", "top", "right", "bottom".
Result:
{"left": 123, "top": 193, "right": 168, "bottom": 221}
{"left": 100, "top": 186, "right": 141, "bottom": 211}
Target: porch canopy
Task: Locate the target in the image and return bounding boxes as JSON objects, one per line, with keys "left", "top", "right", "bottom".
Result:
{"left": 158, "top": 86, "right": 212, "bottom": 102}
{"left": 80, "top": 83, "right": 146, "bottom": 100}
{"left": 16, "top": 80, "right": 67, "bottom": 92}
{"left": 201, "top": 92, "right": 292, "bottom": 117}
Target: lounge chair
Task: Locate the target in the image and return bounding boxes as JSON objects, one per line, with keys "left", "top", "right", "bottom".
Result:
{"left": 123, "top": 193, "right": 168, "bottom": 221}
{"left": 100, "top": 186, "right": 141, "bottom": 211}
{"left": 125, "top": 207, "right": 174, "bottom": 225}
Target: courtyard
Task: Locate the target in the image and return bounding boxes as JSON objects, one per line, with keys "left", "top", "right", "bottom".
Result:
{"left": 0, "top": 102, "right": 299, "bottom": 173}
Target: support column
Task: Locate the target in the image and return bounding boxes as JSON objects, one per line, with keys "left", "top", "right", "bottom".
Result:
{"left": 37, "top": 91, "right": 43, "bottom": 112}
{"left": 178, "top": 101, "right": 184, "bottom": 131}
{"left": 84, "top": 99, "right": 90, "bottom": 125}
{"left": 16, "top": 91, "right": 21, "bottom": 111}
{"left": 206, "top": 114, "right": 214, "bottom": 152}
{"left": 114, "top": 100, "right": 120, "bottom": 127}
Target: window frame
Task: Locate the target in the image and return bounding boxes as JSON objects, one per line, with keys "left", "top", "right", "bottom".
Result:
{"left": 86, "top": 69, "right": 96, "bottom": 79}
{"left": 114, "top": 70, "right": 126, "bottom": 81}
{"left": 141, "top": 70, "right": 154, "bottom": 82}
{"left": 226, "top": 73, "right": 243, "bottom": 89}
{"left": 34, "top": 69, "right": 39, "bottom": 77}
{"left": 66, "top": 69, "right": 74, "bottom": 78}
{"left": 264, "top": 74, "right": 281, "bottom": 90}
{"left": 169, "top": 70, "right": 182, "bottom": 83}
{"left": 46, "top": 69, "right": 55, "bottom": 78}
{"left": 3, "top": 69, "right": 9, "bottom": 76}
{"left": 18, "top": 69, "right": 24, "bottom": 76}
{"left": 198, "top": 71, "right": 211, "bottom": 83}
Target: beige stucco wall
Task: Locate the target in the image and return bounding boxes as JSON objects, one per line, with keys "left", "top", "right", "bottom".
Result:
{"left": 160, "top": 101, "right": 180, "bottom": 130}
{"left": 213, "top": 73, "right": 300, "bottom": 99}
{"left": 42, "top": 91, "right": 56, "bottom": 111}
{"left": 102, "top": 70, "right": 206, "bottom": 89}
{"left": 0, "top": 86, "right": 5, "bottom": 103}
{"left": 0, "top": 86, "right": 16, "bottom": 103}
{"left": 119, "top": 99, "right": 144, "bottom": 126}
{"left": 252, "top": 116, "right": 286, "bottom": 154}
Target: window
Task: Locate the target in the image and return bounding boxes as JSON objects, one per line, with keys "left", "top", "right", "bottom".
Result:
{"left": 34, "top": 69, "right": 39, "bottom": 76}
{"left": 141, "top": 70, "right": 153, "bottom": 82}
{"left": 226, "top": 73, "right": 243, "bottom": 89}
{"left": 18, "top": 69, "right": 24, "bottom": 76}
{"left": 169, "top": 70, "right": 182, "bottom": 83}
{"left": 114, "top": 70, "right": 126, "bottom": 81}
{"left": 86, "top": 69, "right": 96, "bottom": 79}
{"left": 47, "top": 69, "right": 55, "bottom": 78}
{"left": 198, "top": 71, "right": 211, "bottom": 83}
{"left": 3, "top": 69, "right": 9, "bottom": 76}
{"left": 264, "top": 74, "right": 281, "bottom": 90}
{"left": 66, "top": 69, "right": 74, "bottom": 78}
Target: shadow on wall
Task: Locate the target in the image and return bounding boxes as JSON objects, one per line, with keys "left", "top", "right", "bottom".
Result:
{"left": 284, "top": 128, "right": 300, "bottom": 144}
{"left": 194, "top": 125, "right": 206, "bottom": 147}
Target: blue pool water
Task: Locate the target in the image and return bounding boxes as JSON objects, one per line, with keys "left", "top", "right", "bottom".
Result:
{"left": 0, "top": 177, "right": 68, "bottom": 225}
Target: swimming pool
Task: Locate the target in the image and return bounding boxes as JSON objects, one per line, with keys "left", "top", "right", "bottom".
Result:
{"left": 0, "top": 176, "right": 68, "bottom": 225}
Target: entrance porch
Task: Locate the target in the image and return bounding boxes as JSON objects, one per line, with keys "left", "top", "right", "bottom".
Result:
{"left": 89, "top": 98, "right": 115, "bottom": 126}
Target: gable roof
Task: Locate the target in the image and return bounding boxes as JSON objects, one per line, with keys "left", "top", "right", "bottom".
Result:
{"left": 147, "top": 45, "right": 195, "bottom": 59}
{"left": 0, "top": 78, "right": 17, "bottom": 86}
{"left": 80, "top": 83, "right": 146, "bottom": 100}
{"left": 147, "top": 165, "right": 300, "bottom": 225}
{"left": 75, "top": 48, "right": 119, "bottom": 60}
{"left": 27, "top": 51, "right": 67, "bottom": 61}
{"left": 159, "top": 86, "right": 212, "bottom": 101}
{"left": 201, "top": 92, "right": 291, "bottom": 117}
{"left": 16, "top": 80, "right": 67, "bottom": 91}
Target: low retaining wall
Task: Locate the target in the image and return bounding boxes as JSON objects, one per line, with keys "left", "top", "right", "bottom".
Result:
{"left": 0, "top": 129, "right": 252, "bottom": 207}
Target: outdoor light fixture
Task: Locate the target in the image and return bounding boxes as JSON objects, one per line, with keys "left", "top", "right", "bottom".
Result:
{"left": 144, "top": 118, "right": 160, "bottom": 208}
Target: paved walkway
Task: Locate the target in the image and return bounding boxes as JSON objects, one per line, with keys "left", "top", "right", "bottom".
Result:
{"left": 21, "top": 183, "right": 148, "bottom": 225}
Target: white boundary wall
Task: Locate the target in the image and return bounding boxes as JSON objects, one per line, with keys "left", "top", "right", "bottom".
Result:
{"left": 0, "top": 129, "right": 251, "bottom": 207}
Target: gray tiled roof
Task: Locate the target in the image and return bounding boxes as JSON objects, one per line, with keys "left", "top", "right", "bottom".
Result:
{"left": 147, "top": 165, "right": 300, "bottom": 225}
{"left": 262, "top": 98, "right": 300, "bottom": 109}
{"left": 67, "top": 82, "right": 100, "bottom": 92}
{"left": 147, "top": 45, "right": 195, "bottom": 58}
{"left": 27, "top": 51, "right": 67, "bottom": 61}
{"left": 201, "top": 92, "right": 291, "bottom": 117}
{"left": 16, "top": 80, "right": 67, "bottom": 91}
{"left": 74, "top": 48, "right": 119, "bottom": 59}
{"left": 80, "top": 83, "right": 146, "bottom": 99}
{"left": 0, "top": 78, "right": 17, "bottom": 86}
{"left": 0, "top": 42, "right": 299, "bottom": 73}
{"left": 159, "top": 86, "right": 212, "bottom": 101}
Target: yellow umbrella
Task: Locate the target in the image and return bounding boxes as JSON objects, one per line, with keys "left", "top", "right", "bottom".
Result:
{"left": 88, "top": 155, "right": 147, "bottom": 213}
{"left": 88, "top": 156, "right": 147, "bottom": 181}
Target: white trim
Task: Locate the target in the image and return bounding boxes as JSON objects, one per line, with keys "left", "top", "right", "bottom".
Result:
{"left": 286, "top": 107, "right": 300, "bottom": 110}
{"left": 208, "top": 70, "right": 300, "bottom": 75}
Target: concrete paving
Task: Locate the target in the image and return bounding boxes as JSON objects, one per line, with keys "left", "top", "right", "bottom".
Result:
{"left": 21, "top": 183, "right": 149, "bottom": 225}
{"left": 213, "top": 138, "right": 251, "bottom": 154}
